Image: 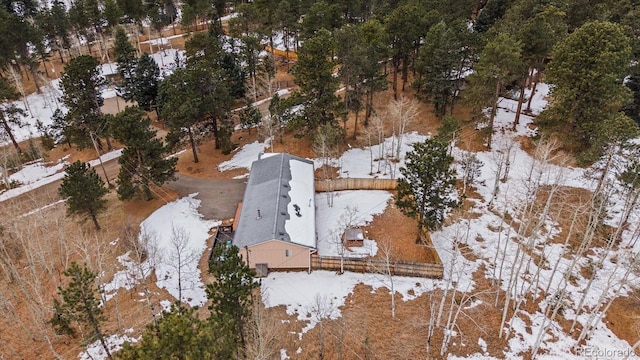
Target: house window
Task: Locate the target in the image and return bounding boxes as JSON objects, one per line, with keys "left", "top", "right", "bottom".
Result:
{"left": 285, "top": 249, "right": 290, "bottom": 257}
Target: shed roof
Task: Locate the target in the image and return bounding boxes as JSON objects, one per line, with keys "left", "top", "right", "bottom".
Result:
{"left": 234, "top": 153, "right": 316, "bottom": 249}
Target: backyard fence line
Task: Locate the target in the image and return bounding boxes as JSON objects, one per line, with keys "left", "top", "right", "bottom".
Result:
{"left": 315, "top": 178, "right": 398, "bottom": 192}
{"left": 311, "top": 255, "right": 444, "bottom": 278}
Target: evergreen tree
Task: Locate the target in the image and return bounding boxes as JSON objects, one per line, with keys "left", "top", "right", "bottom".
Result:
{"left": 183, "top": 31, "right": 238, "bottom": 147}
{"left": 474, "top": 0, "right": 508, "bottom": 33}
{"left": 59, "top": 55, "right": 108, "bottom": 149}
{"left": 385, "top": 3, "right": 433, "bottom": 97}
{"left": 414, "top": 20, "right": 475, "bottom": 118}
{"left": 542, "top": 21, "right": 635, "bottom": 163}
{"left": 50, "top": 262, "right": 112, "bottom": 359}
{"left": 290, "top": 29, "right": 343, "bottom": 135}
{"left": 0, "top": 77, "right": 24, "bottom": 154}
{"left": 113, "top": 26, "right": 138, "bottom": 101}
{"left": 132, "top": 53, "right": 160, "bottom": 111}
{"left": 110, "top": 106, "right": 176, "bottom": 200}
{"left": 158, "top": 67, "right": 202, "bottom": 163}
{"left": 464, "top": 32, "right": 523, "bottom": 149}
{"left": 207, "top": 245, "right": 258, "bottom": 357}
{"left": 118, "top": 303, "right": 229, "bottom": 360}
{"left": 396, "top": 138, "right": 458, "bottom": 231}
{"left": 238, "top": 100, "right": 261, "bottom": 132}
{"left": 300, "top": 0, "right": 343, "bottom": 40}
{"left": 359, "top": 19, "right": 390, "bottom": 125}
{"left": 103, "top": 0, "right": 122, "bottom": 28}
{"left": 58, "top": 161, "right": 108, "bottom": 230}
{"left": 116, "top": 0, "right": 145, "bottom": 24}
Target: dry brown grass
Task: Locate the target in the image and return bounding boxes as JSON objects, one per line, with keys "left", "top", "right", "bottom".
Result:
{"left": 605, "top": 290, "right": 640, "bottom": 356}
{"left": 4, "top": 20, "right": 639, "bottom": 360}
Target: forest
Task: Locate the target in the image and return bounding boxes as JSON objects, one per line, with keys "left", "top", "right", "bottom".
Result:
{"left": 0, "top": 0, "right": 640, "bottom": 358}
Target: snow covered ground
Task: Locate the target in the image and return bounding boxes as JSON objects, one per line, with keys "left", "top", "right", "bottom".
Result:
{"left": 249, "top": 83, "right": 640, "bottom": 358}
{"left": 1, "top": 49, "right": 186, "bottom": 148}
{"left": 120, "top": 194, "right": 220, "bottom": 307}
{"left": 0, "top": 149, "right": 122, "bottom": 202}
{"left": 4, "top": 65, "right": 638, "bottom": 358}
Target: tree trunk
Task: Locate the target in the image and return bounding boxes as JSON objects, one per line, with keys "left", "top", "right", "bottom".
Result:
{"left": 187, "top": 127, "right": 199, "bottom": 163}
{"left": 401, "top": 55, "right": 409, "bottom": 92}
{"left": 1, "top": 115, "right": 23, "bottom": 154}
{"left": 525, "top": 72, "right": 539, "bottom": 112}
{"left": 353, "top": 110, "right": 359, "bottom": 139}
{"left": 41, "top": 59, "right": 49, "bottom": 78}
{"left": 512, "top": 82, "right": 525, "bottom": 130}
{"left": 487, "top": 81, "right": 501, "bottom": 149}
{"left": 90, "top": 211, "right": 101, "bottom": 231}
{"left": 392, "top": 57, "right": 399, "bottom": 100}
{"left": 212, "top": 116, "right": 220, "bottom": 149}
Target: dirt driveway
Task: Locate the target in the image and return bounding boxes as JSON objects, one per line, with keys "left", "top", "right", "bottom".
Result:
{"left": 165, "top": 173, "right": 246, "bottom": 221}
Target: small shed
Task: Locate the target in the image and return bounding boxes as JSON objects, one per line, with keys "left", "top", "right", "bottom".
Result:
{"left": 342, "top": 228, "right": 364, "bottom": 247}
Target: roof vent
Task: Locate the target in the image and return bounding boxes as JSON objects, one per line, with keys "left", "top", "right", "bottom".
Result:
{"left": 279, "top": 232, "right": 285, "bottom": 236}
{"left": 280, "top": 211, "right": 287, "bottom": 216}
{"left": 256, "top": 209, "right": 262, "bottom": 220}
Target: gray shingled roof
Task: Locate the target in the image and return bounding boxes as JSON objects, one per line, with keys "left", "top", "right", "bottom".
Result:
{"left": 233, "top": 153, "right": 314, "bottom": 248}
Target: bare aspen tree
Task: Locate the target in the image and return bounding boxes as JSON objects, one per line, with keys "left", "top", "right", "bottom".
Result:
{"left": 438, "top": 222, "right": 477, "bottom": 356}
{"left": 426, "top": 293, "right": 437, "bottom": 355}
{"left": 577, "top": 249, "right": 639, "bottom": 344}
{"left": 169, "top": 226, "right": 197, "bottom": 303}
{"left": 308, "top": 294, "right": 335, "bottom": 360}
{"left": 313, "top": 125, "right": 341, "bottom": 207}
{"left": 260, "top": 114, "right": 277, "bottom": 153}
{"left": 125, "top": 227, "right": 161, "bottom": 325}
{"left": 330, "top": 229, "right": 347, "bottom": 274}
{"left": 369, "top": 239, "right": 397, "bottom": 318}
{"left": 371, "top": 114, "right": 386, "bottom": 174}
{"left": 335, "top": 205, "right": 359, "bottom": 272}
{"left": 570, "top": 178, "right": 634, "bottom": 333}
{"left": 488, "top": 146, "right": 508, "bottom": 208}
{"left": 388, "top": 96, "right": 420, "bottom": 160}
{"left": 459, "top": 150, "right": 483, "bottom": 196}
{"left": 359, "top": 125, "right": 376, "bottom": 175}
{"left": 436, "top": 219, "right": 470, "bottom": 328}
{"left": 244, "top": 290, "right": 284, "bottom": 360}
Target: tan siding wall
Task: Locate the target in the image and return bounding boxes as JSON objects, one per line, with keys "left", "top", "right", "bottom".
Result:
{"left": 239, "top": 240, "right": 311, "bottom": 269}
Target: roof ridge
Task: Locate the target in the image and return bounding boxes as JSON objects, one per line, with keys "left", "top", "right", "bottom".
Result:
{"left": 272, "top": 154, "right": 286, "bottom": 239}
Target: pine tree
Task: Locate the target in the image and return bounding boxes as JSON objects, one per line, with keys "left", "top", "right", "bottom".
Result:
{"left": 58, "top": 161, "right": 108, "bottom": 230}
{"left": 207, "top": 245, "right": 258, "bottom": 357}
{"left": 59, "top": 55, "right": 108, "bottom": 149}
{"left": 109, "top": 106, "right": 176, "bottom": 200}
{"left": 290, "top": 28, "right": 343, "bottom": 135}
{"left": 132, "top": 53, "right": 160, "bottom": 111}
{"left": 542, "top": 21, "right": 635, "bottom": 163}
{"left": 118, "top": 303, "right": 226, "bottom": 359}
{"left": 464, "top": 32, "right": 523, "bottom": 149}
{"left": 414, "top": 20, "right": 475, "bottom": 118}
{"left": 395, "top": 138, "right": 458, "bottom": 231}
{"left": 113, "top": 26, "right": 138, "bottom": 101}
{"left": 238, "top": 101, "right": 261, "bottom": 132}
{"left": 0, "top": 77, "right": 25, "bottom": 154}
{"left": 50, "top": 262, "right": 112, "bottom": 359}
{"left": 158, "top": 67, "right": 201, "bottom": 163}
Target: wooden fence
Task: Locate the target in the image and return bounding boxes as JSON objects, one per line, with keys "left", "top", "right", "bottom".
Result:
{"left": 311, "top": 255, "right": 443, "bottom": 278}
{"left": 315, "top": 178, "right": 398, "bottom": 192}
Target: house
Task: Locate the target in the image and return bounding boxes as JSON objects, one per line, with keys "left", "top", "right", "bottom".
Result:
{"left": 234, "top": 153, "right": 316, "bottom": 275}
